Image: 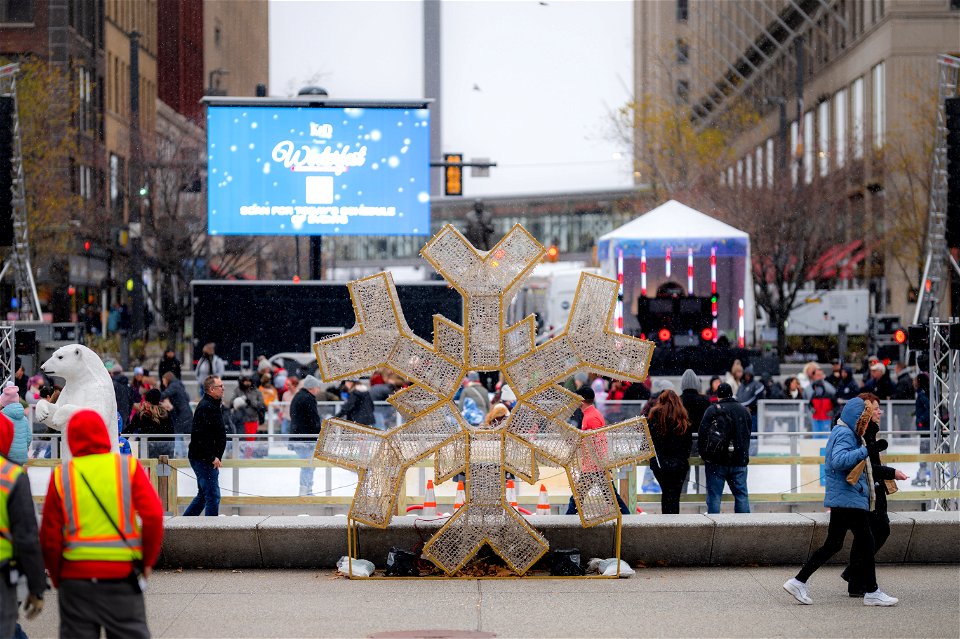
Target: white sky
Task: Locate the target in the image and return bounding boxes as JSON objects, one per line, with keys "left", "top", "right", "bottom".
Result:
{"left": 268, "top": 0, "right": 634, "bottom": 197}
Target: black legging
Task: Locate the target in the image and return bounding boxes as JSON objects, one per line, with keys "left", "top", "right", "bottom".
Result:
{"left": 651, "top": 459, "right": 689, "bottom": 514}
{"left": 796, "top": 506, "right": 877, "bottom": 592}
{"left": 844, "top": 492, "right": 890, "bottom": 593}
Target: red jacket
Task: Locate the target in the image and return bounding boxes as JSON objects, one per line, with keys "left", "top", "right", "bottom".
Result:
{"left": 40, "top": 409, "right": 164, "bottom": 587}
{"left": 580, "top": 404, "right": 608, "bottom": 472}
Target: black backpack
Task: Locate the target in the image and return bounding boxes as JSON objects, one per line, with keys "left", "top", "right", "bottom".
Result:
{"left": 699, "top": 404, "right": 734, "bottom": 464}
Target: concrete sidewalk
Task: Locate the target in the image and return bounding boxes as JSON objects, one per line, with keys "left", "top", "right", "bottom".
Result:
{"left": 16, "top": 565, "right": 959, "bottom": 638}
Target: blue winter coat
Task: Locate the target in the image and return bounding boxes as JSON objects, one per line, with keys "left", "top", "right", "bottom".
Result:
{"left": 3, "top": 402, "right": 30, "bottom": 464}
{"left": 823, "top": 397, "right": 870, "bottom": 510}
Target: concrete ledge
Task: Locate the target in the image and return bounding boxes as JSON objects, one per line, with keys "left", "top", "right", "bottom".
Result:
{"left": 708, "top": 513, "right": 813, "bottom": 565}
{"left": 620, "top": 514, "right": 715, "bottom": 567}
{"left": 904, "top": 511, "right": 960, "bottom": 563}
{"left": 161, "top": 516, "right": 267, "bottom": 568}
{"left": 158, "top": 512, "right": 959, "bottom": 570}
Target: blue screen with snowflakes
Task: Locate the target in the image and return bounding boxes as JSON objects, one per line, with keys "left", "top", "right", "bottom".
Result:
{"left": 206, "top": 105, "right": 431, "bottom": 236}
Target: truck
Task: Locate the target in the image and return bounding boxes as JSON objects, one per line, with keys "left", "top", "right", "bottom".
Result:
{"left": 190, "top": 280, "right": 463, "bottom": 373}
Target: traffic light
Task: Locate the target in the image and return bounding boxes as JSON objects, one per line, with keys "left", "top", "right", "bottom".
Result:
{"left": 545, "top": 245, "right": 559, "bottom": 262}
{"left": 444, "top": 153, "right": 463, "bottom": 196}
{"left": 946, "top": 97, "right": 960, "bottom": 247}
{"left": 0, "top": 96, "right": 14, "bottom": 248}
{"left": 893, "top": 328, "right": 906, "bottom": 345}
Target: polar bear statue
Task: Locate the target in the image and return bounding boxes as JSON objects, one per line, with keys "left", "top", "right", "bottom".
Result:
{"left": 35, "top": 344, "right": 118, "bottom": 460}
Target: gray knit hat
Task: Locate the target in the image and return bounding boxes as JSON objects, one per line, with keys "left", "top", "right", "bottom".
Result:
{"left": 680, "top": 369, "right": 700, "bottom": 392}
{"left": 301, "top": 375, "right": 322, "bottom": 390}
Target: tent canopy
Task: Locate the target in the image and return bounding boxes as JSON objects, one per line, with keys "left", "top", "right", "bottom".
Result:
{"left": 598, "top": 199, "right": 749, "bottom": 259}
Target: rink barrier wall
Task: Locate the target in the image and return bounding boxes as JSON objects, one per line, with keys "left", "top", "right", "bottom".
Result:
{"left": 158, "top": 512, "right": 960, "bottom": 569}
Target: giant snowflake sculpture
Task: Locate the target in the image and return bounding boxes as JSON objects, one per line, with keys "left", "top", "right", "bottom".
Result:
{"left": 313, "top": 224, "right": 656, "bottom": 575}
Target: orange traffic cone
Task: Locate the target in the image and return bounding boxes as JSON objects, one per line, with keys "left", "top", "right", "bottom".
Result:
{"left": 536, "top": 484, "right": 551, "bottom": 515}
{"left": 453, "top": 480, "right": 466, "bottom": 510}
{"left": 422, "top": 479, "right": 437, "bottom": 517}
{"left": 506, "top": 478, "right": 518, "bottom": 510}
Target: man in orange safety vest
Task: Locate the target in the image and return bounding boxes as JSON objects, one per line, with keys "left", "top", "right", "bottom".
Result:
{"left": 40, "top": 409, "right": 163, "bottom": 638}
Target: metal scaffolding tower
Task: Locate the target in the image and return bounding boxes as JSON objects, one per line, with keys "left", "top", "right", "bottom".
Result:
{"left": 927, "top": 319, "right": 960, "bottom": 511}
{"left": 914, "top": 55, "right": 960, "bottom": 325}
{"left": 0, "top": 63, "right": 43, "bottom": 321}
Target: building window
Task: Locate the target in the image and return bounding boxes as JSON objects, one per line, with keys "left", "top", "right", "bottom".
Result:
{"left": 803, "top": 110, "right": 814, "bottom": 184}
{"left": 736, "top": 159, "right": 743, "bottom": 187}
{"left": 0, "top": 0, "right": 33, "bottom": 23}
{"left": 745, "top": 154, "right": 753, "bottom": 188}
{"left": 952, "top": 0, "right": 960, "bottom": 10}
{"left": 872, "top": 62, "right": 885, "bottom": 149}
{"left": 852, "top": 77, "right": 864, "bottom": 159}
{"left": 754, "top": 146, "right": 763, "bottom": 188}
{"left": 818, "top": 99, "right": 830, "bottom": 177}
{"left": 676, "top": 38, "right": 689, "bottom": 65}
{"left": 676, "top": 0, "right": 688, "bottom": 22}
{"left": 676, "top": 79, "right": 689, "bottom": 103}
{"left": 835, "top": 88, "right": 847, "bottom": 167}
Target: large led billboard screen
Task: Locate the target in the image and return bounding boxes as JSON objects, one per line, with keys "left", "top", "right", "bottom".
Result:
{"left": 206, "top": 103, "right": 431, "bottom": 236}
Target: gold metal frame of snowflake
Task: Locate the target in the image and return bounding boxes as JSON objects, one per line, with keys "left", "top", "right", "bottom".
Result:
{"left": 312, "top": 223, "right": 656, "bottom": 576}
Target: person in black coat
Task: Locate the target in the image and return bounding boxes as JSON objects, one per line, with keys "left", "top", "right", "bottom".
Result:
{"left": 158, "top": 348, "right": 182, "bottom": 380}
{"left": 698, "top": 383, "right": 753, "bottom": 513}
{"left": 842, "top": 392, "right": 908, "bottom": 596}
{"left": 160, "top": 372, "right": 193, "bottom": 456}
{"left": 336, "top": 380, "right": 376, "bottom": 426}
{"left": 648, "top": 390, "right": 693, "bottom": 514}
{"left": 110, "top": 365, "right": 138, "bottom": 430}
{"left": 185, "top": 376, "right": 227, "bottom": 516}
{"left": 291, "top": 375, "right": 324, "bottom": 495}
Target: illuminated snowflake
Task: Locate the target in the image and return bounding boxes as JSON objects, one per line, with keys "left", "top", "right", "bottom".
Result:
{"left": 313, "top": 224, "right": 656, "bottom": 575}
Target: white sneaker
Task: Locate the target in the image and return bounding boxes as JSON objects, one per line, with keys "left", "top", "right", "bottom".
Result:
{"left": 783, "top": 578, "right": 813, "bottom": 605}
{"left": 864, "top": 590, "right": 898, "bottom": 606}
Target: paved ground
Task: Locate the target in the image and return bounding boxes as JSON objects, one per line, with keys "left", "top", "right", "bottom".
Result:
{"left": 15, "top": 565, "right": 959, "bottom": 638}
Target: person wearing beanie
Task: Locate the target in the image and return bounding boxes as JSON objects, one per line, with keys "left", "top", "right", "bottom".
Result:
{"left": 0, "top": 411, "right": 46, "bottom": 636}
{"left": 1, "top": 382, "right": 29, "bottom": 464}
{"left": 290, "top": 375, "right": 323, "bottom": 495}
{"left": 40, "top": 409, "right": 164, "bottom": 636}
{"left": 783, "top": 397, "right": 899, "bottom": 607}
{"left": 697, "top": 382, "right": 753, "bottom": 513}
{"left": 679, "top": 370, "right": 710, "bottom": 494}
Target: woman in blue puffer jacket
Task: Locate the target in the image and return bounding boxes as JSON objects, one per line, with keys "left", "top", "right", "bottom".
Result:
{"left": 1, "top": 382, "right": 30, "bottom": 464}
{"left": 782, "top": 397, "right": 899, "bottom": 607}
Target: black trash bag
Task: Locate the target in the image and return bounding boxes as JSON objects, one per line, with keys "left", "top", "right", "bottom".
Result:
{"left": 550, "top": 548, "right": 585, "bottom": 576}
{"left": 385, "top": 547, "right": 420, "bottom": 577}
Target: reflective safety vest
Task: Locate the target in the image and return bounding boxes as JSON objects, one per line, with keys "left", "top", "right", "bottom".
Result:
{"left": 0, "top": 457, "right": 24, "bottom": 562}
{"left": 54, "top": 453, "right": 142, "bottom": 563}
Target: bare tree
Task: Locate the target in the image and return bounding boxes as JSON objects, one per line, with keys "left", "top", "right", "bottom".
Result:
{"left": 704, "top": 169, "right": 854, "bottom": 356}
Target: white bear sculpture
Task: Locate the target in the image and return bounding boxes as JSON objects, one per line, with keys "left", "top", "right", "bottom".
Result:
{"left": 35, "top": 344, "right": 118, "bottom": 460}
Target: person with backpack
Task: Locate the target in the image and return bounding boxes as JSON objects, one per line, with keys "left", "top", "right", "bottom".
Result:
{"left": 804, "top": 367, "right": 837, "bottom": 438}
{"left": 697, "top": 383, "right": 752, "bottom": 513}
{"left": 648, "top": 390, "right": 692, "bottom": 514}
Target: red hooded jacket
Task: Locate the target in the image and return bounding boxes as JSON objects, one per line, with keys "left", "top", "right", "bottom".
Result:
{"left": 40, "top": 409, "right": 163, "bottom": 586}
{"left": 0, "top": 411, "right": 12, "bottom": 456}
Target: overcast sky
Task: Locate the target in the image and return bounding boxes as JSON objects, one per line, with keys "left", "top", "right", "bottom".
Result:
{"left": 268, "top": 0, "right": 634, "bottom": 197}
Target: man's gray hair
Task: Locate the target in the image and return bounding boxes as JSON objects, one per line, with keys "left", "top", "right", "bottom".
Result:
{"left": 203, "top": 375, "right": 221, "bottom": 393}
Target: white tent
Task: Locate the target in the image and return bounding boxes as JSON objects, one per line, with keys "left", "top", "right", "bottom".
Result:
{"left": 597, "top": 200, "right": 754, "bottom": 341}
